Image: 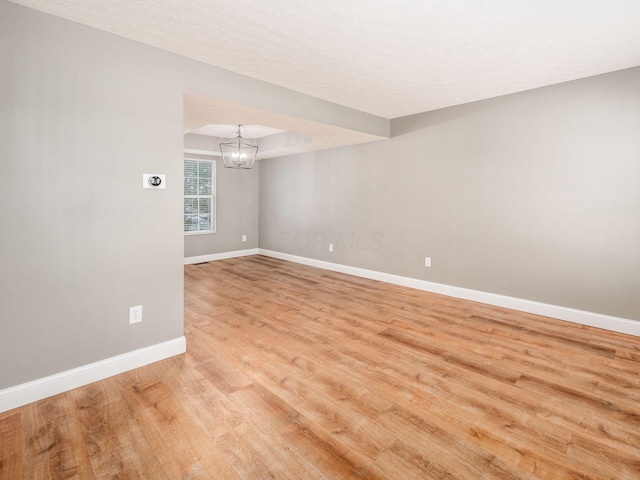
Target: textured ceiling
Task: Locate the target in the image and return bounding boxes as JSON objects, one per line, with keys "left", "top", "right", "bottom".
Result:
{"left": 10, "top": 0, "right": 640, "bottom": 119}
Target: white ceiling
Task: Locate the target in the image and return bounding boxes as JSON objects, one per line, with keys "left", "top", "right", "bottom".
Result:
{"left": 11, "top": 0, "right": 640, "bottom": 119}
{"left": 183, "top": 94, "right": 384, "bottom": 159}
{"left": 192, "top": 125, "right": 286, "bottom": 139}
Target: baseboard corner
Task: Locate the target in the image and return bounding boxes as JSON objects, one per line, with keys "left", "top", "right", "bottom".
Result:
{"left": 185, "top": 248, "right": 259, "bottom": 265}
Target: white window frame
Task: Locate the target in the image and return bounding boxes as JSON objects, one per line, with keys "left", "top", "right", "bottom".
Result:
{"left": 184, "top": 158, "right": 216, "bottom": 235}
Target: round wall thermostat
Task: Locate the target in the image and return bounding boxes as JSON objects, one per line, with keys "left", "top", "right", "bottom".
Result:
{"left": 148, "top": 175, "right": 162, "bottom": 187}
{"left": 143, "top": 174, "right": 166, "bottom": 188}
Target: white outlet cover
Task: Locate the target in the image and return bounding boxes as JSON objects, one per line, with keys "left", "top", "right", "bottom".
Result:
{"left": 242, "top": 235, "right": 247, "bottom": 242}
{"left": 425, "top": 257, "right": 431, "bottom": 267}
{"left": 129, "top": 305, "right": 142, "bottom": 324}
{"left": 329, "top": 243, "right": 334, "bottom": 252}
{"left": 143, "top": 174, "right": 166, "bottom": 189}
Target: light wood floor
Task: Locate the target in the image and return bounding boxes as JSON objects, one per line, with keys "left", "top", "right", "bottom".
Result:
{"left": 2, "top": 255, "right": 640, "bottom": 479}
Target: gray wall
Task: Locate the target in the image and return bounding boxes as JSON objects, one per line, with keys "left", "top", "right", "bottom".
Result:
{"left": 0, "top": 3, "right": 184, "bottom": 389}
{"left": 183, "top": 148, "right": 260, "bottom": 258}
{"left": 0, "top": 2, "right": 384, "bottom": 390}
{"left": 259, "top": 67, "right": 640, "bottom": 321}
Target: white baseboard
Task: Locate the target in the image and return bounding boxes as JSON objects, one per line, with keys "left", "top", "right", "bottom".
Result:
{"left": 0, "top": 336, "right": 186, "bottom": 414}
{"left": 184, "top": 248, "right": 259, "bottom": 265}
{"left": 258, "top": 249, "right": 640, "bottom": 337}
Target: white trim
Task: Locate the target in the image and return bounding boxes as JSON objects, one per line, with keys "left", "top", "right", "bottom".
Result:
{"left": 184, "top": 248, "right": 259, "bottom": 265}
{"left": 0, "top": 336, "right": 186, "bottom": 414}
{"left": 184, "top": 229, "right": 216, "bottom": 236}
{"left": 183, "top": 148, "right": 221, "bottom": 157}
{"left": 258, "top": 249, "right": 640, "bottom": 337}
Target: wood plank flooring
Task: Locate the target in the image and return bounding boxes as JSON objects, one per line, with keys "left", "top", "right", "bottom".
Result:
{"left": 2, "top": 255, "right": 640, "bottom": 479}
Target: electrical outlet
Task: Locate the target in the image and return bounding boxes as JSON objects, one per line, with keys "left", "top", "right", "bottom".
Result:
{"left": 329, "top": 243, "right": 334, "bottom": 252}
{"left": 129, "top": 305, "right": 142, "bottom": 324}
{"left": 242, "top": 235, "right": 247, "bottom": 242}
{"left": 425, "top": 257, "right": 431, "bottom": 267}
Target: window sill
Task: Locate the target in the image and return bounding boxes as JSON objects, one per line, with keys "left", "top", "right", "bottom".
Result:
{"left": 184, "top": 230, "right": 216, "bottom": 236}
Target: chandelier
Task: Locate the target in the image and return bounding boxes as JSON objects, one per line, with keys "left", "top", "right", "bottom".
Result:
{"left": 219, "top": 125, "right": 258, "bottom": 169}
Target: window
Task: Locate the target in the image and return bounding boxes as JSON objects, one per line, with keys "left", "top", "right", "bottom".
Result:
{"left": 184, "top": 158, "right": 215, "bottom": 234}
